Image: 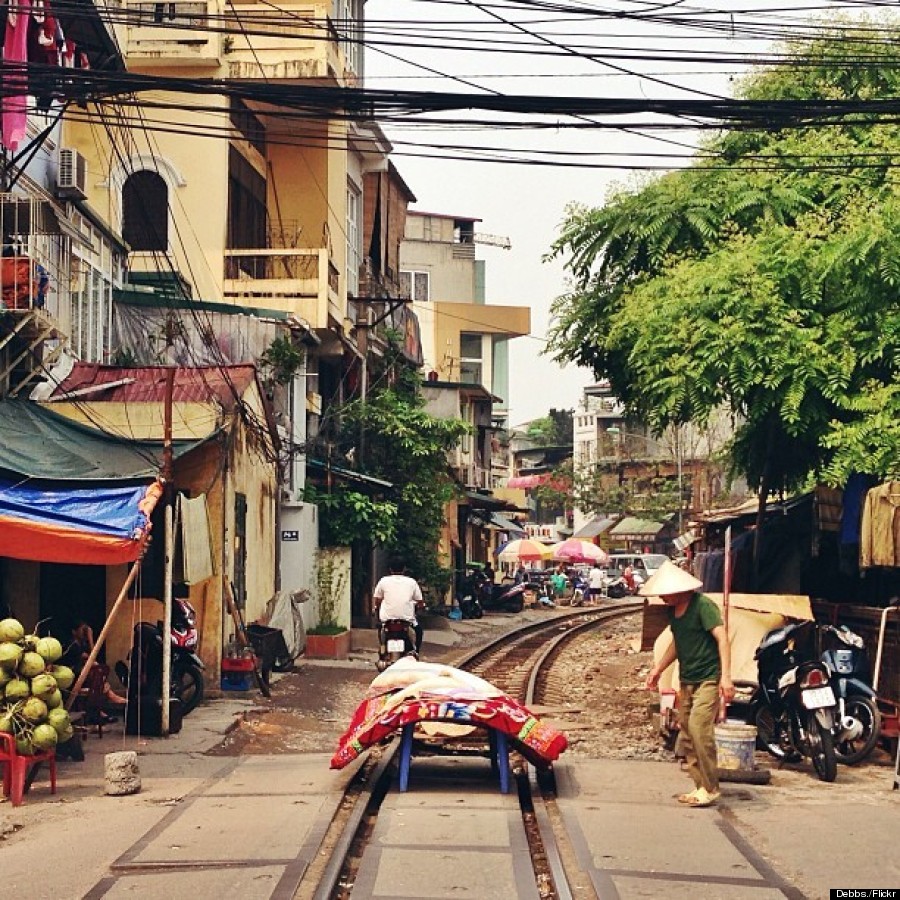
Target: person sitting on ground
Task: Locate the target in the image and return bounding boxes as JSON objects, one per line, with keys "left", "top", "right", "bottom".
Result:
{"left": 373, "top": 557, "right": 425, "bottom": 654}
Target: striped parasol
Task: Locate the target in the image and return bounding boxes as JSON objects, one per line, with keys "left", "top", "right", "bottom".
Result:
{"left": 495, "top": 538, "right": 552, "bottom": 563}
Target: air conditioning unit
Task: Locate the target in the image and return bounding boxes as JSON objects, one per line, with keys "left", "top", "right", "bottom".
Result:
{"left": 57, "top": 148, "right": 87, "bottom": 201}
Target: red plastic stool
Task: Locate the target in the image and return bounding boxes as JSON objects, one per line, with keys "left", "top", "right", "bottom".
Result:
{"left": 0, "top": 732, "right": 57, "bottom": 806}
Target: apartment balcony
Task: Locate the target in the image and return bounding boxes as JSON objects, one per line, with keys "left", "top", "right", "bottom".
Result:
{"left": 124, "top": 1, "right": 223, "bottom": 68}
{"left": 223, "top": 248, "right": 341, "bottom": 330}
{"left": 225, "top": 2, "right": 347, "bottom": 83}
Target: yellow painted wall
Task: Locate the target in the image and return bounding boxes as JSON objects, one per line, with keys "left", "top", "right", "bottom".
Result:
{"left": 64, "top": 96, "right": 230, "bottom": 302}
{"left": 432, "top": 301, "right": 531, "bottom": 380}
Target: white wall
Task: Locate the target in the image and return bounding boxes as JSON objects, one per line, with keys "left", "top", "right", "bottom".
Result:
{"left": 279, "top": 501, "right": 319, "bottom": 632}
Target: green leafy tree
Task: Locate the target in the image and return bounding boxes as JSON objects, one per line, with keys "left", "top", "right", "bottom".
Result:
{"left": 525, "top": 409, "right": 574, "bottom": 446}
{"left": 317, "top": 344, "right": 469, "bottom": 598}
{"left": 548, "top": 19, "right": 900, "bottom": 526}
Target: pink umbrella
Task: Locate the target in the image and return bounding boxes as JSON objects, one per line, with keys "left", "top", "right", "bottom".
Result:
{"left": 550, "top": 539, "right": 609, "bottom": 565}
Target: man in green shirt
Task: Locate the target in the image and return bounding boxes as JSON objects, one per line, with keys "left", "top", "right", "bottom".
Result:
{"left": 643, "top": 561, "right": 734, "bottom": 808}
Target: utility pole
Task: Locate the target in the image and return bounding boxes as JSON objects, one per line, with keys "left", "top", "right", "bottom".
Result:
{"left": 356, "top": 306, "right": 370, "bottom": 467}
{"left": 161, "top": 367, "right": 175, "bottom": 736}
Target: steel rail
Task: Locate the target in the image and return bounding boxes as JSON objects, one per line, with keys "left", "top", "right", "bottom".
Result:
{"left": 525, "top": 603, "right": 643, "bottom": 706}
{"left": 311, "top": 743, "right": 400, "bottom": 900}
{"left": 456, "top": 601, "right": 643, "bottom": 900}
{"left": 313, "top": 604, "right": 644, "bottom": 900}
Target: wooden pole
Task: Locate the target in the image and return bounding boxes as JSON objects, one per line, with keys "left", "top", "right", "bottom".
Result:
{"left": 161, "top": 367, "right": 175, "bottom": 735}
{"left": 65, "top": 557, "right": 143, "bottom": 711}
{"left": 723, "top": 525, "right": 732, "bottom": 633}
{"left": 720, "top": 525, "right": 733, "bottom": 722}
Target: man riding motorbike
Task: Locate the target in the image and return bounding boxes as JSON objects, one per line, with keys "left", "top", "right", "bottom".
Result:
{"left": 374, "top": 556, "right": 424, "bottom": 655}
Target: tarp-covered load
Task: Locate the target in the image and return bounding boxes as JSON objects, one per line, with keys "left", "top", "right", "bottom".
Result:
{"left": 331, "top": 659, "right": 568, "bottom": 770}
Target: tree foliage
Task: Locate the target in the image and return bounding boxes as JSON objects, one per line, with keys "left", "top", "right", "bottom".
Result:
{"left": 525, "top": 408, "right": 574, "bottom": 446}
{"left": 547, "top": 459, "right": 682, "bottom": 522}
{"left": 547, "top": 19, "right": 900, "bottom": 492}
{"left": 314, "top": 346, "right": 469, "bottom": 597}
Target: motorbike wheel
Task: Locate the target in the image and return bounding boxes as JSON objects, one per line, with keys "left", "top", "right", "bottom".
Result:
{"left": 806, "top": 711, "right": 838, "bottom": 782}
{"left": 175, "top": 666, "right": 205, "bottom": 715}
{"left": 754, "top": 704, "right": 802, "bottom": 762}
{"left": 834, "top": 696, "right": 882, "bottom": 766}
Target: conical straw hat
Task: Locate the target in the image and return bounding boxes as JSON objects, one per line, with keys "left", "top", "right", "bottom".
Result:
{"left": 639, "top": 560, "right": 703, "bottom": 596}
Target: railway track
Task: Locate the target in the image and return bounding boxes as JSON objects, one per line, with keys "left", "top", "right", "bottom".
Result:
{"left": 314, "top": 602, "right": 643, "bottom": 900}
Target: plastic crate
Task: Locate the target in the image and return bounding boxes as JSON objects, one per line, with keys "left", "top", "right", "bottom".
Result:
{"left": 221, "top": 673, "right": 252, "bottom": 691}
{"left": 221, "top": 656, "right": 256, "bottom": 673}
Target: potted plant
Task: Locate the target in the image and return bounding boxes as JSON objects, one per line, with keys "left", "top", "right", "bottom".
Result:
{"left": 305, "top": 550, "right": 351, "bottom": 659}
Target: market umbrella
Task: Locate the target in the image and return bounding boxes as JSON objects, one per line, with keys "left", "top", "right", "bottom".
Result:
{"left": 496, "top": 538, "right": 552, "bottom": 563}
{"left": 549, "top": 538, "right": 610, "bottom": 565}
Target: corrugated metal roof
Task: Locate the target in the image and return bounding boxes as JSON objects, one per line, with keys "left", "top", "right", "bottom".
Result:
{"left": 609, "top": 516, "right": 666, "bottom": 536}
{"left": 573, "top": 515, "right": 618, "bottom": 539}
{"left": 50, "top": 363, "right": 258, "bottom": 407}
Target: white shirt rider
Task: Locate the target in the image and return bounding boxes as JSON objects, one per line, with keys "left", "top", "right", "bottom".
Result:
{"left": 589, "top": 565, "right": 605, "bottom": 590}
{"left": 374, "top": 572, "right": 423, "bottom": 624}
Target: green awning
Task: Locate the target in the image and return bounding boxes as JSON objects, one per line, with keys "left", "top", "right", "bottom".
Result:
{"left": 0, "top": 399, "right": 200, "bottom": 482}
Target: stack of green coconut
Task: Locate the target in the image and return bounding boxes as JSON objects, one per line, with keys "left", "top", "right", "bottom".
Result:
{"left": 0, "top": 618, "right": 75, "bottom": 755}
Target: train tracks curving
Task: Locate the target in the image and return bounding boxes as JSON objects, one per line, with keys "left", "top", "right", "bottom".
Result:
{"left": 312, "top": 602, "right": 643, "bottom": 900}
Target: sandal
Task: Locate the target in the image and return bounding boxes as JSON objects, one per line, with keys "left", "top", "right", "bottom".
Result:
{"left": 683, "top": 788, "right": 719, "bottom": 808}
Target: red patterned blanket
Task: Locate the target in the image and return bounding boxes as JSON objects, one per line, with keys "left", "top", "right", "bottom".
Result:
{"left": 330, "top": 661, "right": 568, "bottom": 769}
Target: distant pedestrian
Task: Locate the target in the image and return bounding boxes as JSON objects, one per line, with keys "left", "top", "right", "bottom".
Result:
{"left": 550, "top": 564, "right": 567, "bottom": 600}
{"left": 588, "top": 563, "right": 605, "bottom": 603}
{"left": 642, "top": 561, "right": 734, "bottom": 808}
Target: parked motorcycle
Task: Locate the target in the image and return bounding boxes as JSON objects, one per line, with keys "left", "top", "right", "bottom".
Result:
{"left": 751, "top": 620, "right": 839, "bottom": 782}
{"left": 457, "top": 593, "right": 484, "bottom": 619}
{"left": 377, "top": 619, "right": 418, "bottom": 671}
{"left": 570, "top": 574, "right": 589, "bottom": 606}
{"left": 484, "top": 581, "right": 530, "bottom": 612}
{"left": 115, "top": 596, "right": 205, "bottom": 715}
{"left": 820, "top": 624, "right": 882, "bottom": 765}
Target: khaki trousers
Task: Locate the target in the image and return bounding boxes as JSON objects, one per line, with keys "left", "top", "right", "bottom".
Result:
{"left": 678, "top": 680, "right": 720, "bottom": 793}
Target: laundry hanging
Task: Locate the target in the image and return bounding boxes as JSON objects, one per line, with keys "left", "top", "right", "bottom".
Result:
{"left": 2, "top": 0, "right": 32, "bottom": 152}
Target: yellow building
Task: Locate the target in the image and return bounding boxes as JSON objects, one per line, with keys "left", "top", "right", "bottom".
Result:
{"left": 401, "top": 211, "right": 530, "bottom": 433}
{"left": 62, "top": 2, "right": 362, "bottom": 337}
{"left": 400, "top": 210, "right": 531, "bottom": 590}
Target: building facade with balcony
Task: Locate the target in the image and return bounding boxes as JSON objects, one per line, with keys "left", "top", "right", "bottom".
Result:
{"left": 402, "top": 210, "right": 531, "bottom": 590}
{"left": 55, "top": 2, "right": 420, "bottom": 637}
{"left": 572, "top": 382, "right": 739, "bottom": 538}
{"left": 400, "top": 211, "right": 530, "bottom": 432}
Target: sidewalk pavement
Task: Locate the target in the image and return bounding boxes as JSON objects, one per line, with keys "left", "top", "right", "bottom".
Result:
{"left": 557, "top": 756, "right": 900, "bottom": 899}
{"left": 0, "top": 609, "right": 539, "bottom": 896}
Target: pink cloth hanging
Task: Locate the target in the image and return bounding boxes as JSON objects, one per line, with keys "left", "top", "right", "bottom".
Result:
{"left": 3, "top": 0, "right": 32, "bottom": 151}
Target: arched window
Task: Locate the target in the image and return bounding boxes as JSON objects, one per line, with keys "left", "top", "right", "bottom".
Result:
{"left": 122, "top": 170, "right": 168, "bottom": 251}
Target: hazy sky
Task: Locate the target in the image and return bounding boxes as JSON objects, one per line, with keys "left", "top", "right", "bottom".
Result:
{"left": 362, "top": 1, "right": 746, "bottom": 423}
{"left": 362, "top": 1, "right": 858, "bottom": 424}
